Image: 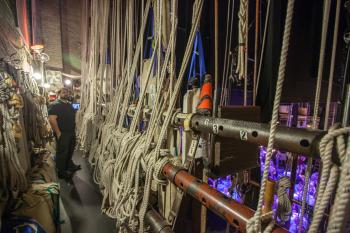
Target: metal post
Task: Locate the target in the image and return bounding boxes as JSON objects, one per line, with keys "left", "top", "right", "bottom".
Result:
{"left": 145, "top": 209, "right": 174, "bottom": 233}
{"left": 162, "top": 163, "right": 288, "bottom": 233}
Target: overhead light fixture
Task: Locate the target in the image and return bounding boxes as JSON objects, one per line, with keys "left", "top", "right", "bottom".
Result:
{"left": 64, "top": 79, "right": 72, "bottom": 86}
{"left": 33, "top": 72, "right": 42, "bottom": 80}
{"left": 31, "top": 44, "right": 44, "bottom": 53}
{"left": 43, "top": 83, "right": 51, "bottom": 89}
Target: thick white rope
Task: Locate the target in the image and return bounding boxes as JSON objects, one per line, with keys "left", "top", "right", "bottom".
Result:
{"left": 138, "top": 1, "right": 204, "bottom": 232}
{"left": 299, "top": 1, "right": 332, "bottom": 231}
{"left": 92, "top": 3, "right": 178, "bottom": 232}
{"left": 246, "top": 0, "right": 294, "bottom": 232}
{"left": 326, "top": 135, "right": 350, "bottom": 233}
{"left": 306, "top": 126, "right": 350, "bottom": 233}
{"left": 236, "top": 0, "right": 248, "bottom": 80}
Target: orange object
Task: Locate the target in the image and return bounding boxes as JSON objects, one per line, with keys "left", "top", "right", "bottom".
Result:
{"left": 196, "top": 74, "right": 213, "bottom": 114}
{"left": 200, "top": 75, "right": 213, "bottom": 99}
{"left": 262, "top": 179, "right": 275, "bottom": 215}
{"left": 196, "top": 97, "right": 212, "bottom": 113}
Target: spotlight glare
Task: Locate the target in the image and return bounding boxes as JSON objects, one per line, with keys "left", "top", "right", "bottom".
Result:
{"left": 43, "top": 83, "right": 51, "bottom": 89}
{"left": 33, "top": 73, "right": 42, "bottom": 80}
{"left": 64, "top": 79, "right": 72, "bottom": 86}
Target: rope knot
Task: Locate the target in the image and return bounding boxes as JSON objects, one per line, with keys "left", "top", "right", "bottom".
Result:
{"left": 153, "top": 156, "right": 170, "bottom": 186}
{"left": 276, "top": 176, "right": 292, "bottom": 224}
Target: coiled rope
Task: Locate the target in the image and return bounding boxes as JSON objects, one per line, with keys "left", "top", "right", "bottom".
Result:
{"left": 236, "top": 0, "right": 248, "bottom": 80}
{"left": 276, "top": 176, "right": 292, "bottom": 225}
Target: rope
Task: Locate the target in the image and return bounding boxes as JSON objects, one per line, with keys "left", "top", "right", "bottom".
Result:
{"left": 326, "top": 134, "right": 350, "bottom": 233}
{"left": 299, "top": 1, "right": 332, "bottom": 231}
{"left": 306, "top": 125, "right": 350, "bottom": 233}
{"left": 77, "top": 1, "right": 237, "bottom": 233}
{"left": 276, "top": 176, "right": 292, "bottom": 224}
{"left": 253, "top": 0, "right": 260, "bottom": 106}
{"left": 221, "top": 0, "right": 232, "bottom": 106}
{"left": 220, "top": 0, "right": 235, "bottom": 106}
{"left": 256, "top": 0, "right": 271, "bottom": 96}
{"left": 138, "top": 1, "right": 203, "bottom": 231}
{"left": 324, "top": 0, "right": 341, "bottom": 130}
{"left": 82, "top": 2, "right": 180, "bottom": 232}
{"left": 246, "top": 0, "right": 294, "bottom": 232}
{"left": 236, "top": 0, "right": 248, "bottom": 80}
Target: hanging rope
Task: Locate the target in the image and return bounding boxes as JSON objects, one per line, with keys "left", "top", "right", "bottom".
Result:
{"left": 220, "top": 0, "right": 235, "bottom": 106}
{"left": 256, "top": 0, "right": 271, "bottom": 97}
{"left": 306, "top": 125, "right": 350, "bottom": 233}
{"left": 299, "top": 1, "right": 332, "bottom": 231}
{"left": 138, "top": 2, "right": 203, "bottom": 232}
{"left": 324, "top": 0, "right": 341, "bottom": 130}
{"left": 246, "top": 0, "right": 295, "bottom": 232}
{"left": 236, "top": 0, "right": 248, "bottom": 80}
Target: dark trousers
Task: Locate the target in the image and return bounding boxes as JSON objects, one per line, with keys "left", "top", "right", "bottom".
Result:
{"left": 56, "top": 132, "right": 76, "bottom": 174}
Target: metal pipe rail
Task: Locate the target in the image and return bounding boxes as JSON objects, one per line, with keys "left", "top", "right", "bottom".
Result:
{"left": 145, "top": 209, "right": 174, "bottom": 233}
{"left": 174, "top": 113, "right": 326, "bottom": 159}
{"left": 162, "top": 163, "right": 288, "bottom": 233}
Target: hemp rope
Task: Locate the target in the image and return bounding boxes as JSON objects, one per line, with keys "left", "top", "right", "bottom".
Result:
{"left": 246, "top": 0, "right": 294, "bottom": 232}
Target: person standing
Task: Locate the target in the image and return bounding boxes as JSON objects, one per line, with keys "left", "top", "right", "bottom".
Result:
{"left": 48, "top": 87, "right": 80, "bottom": 180}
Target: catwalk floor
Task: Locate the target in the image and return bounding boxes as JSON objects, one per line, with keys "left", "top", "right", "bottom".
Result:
{"left": 59, "top": 151, "right": 116, "bottom": 233}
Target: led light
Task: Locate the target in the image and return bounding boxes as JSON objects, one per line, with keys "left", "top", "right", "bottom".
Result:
{"left": 31, "top": 44, "right": 44, "bottom": 50}
{"left": 64, "top": 79, "right": 72, "bottom": 86}
{"left": 33, "top": 73, "right": 42, "bottom": 80}
{"left": 43, "top": 83, "right": 51, "bottom": 89}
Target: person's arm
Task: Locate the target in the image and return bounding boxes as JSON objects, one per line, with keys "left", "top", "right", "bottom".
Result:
{"left": 48, "top": 115, "right": 61, "bottom": 139}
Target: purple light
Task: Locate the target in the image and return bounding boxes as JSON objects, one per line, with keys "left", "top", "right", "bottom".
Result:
{"left": 209, "top": 103, "right": 322, "bottom": 231}
{"left": 209, "top": 147, "right": 318, "bottom": 231}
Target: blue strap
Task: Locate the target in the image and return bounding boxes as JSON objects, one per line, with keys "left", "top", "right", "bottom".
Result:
{"left": 106, "top": 48, "right": 111, "bottom": 64}
{"left": 187, "top": 31, "right": 206, "bottom": 89}
{"left": 135, "top": 75, "right": 140, "bottom": 98}
{"left": 197, "top": 31, "right": 206, "bottom": 78}
{"left": 188, "top": 34, "right": 198, "bottom": 84}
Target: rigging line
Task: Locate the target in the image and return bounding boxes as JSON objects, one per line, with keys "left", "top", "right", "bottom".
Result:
{"left": 324, "top": 0, "right": 341, "bottom": 130}
{"left": 220, "top": 0, "right": 232, "bottom": 106}
{"left": 253, "top": 0, "right": 260, "bottom": 106}
{"left": 213, "top": 0, "right": 219, "bottom": 117}
{"left": 117, "top": 0, "right": 152, "bottom": 131}
{"left": 255, "top": 0, "right": 271, "bottom": 98}
{"left": 169, "top": 0, "right": 178, "bottom": 96}
{"left": 140, "top": 0, "right": 144, "bottom": 78}
{"left": 158, "top": 0, "right": 162, "bottom": 91}
{"left": 246, "top": 0, "right": 295, "bottom": 232}
{"left": 244, "top": 0, "right": 249, "bottom": 106}
{"left": 299, "top": 0, "right": 332, "bottom": 232}
{"left": 138, "top": 2, "right": 204, "bottom": 231}
{"left": 222, "top": 0, "right": 235, "bottom": 106}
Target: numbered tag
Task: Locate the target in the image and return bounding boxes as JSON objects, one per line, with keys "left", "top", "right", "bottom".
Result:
{"left": 240, "top": 130, "right": 248, "bottom": 141}
{"left": 212, "top": 124, "right": 219, "bottom": 134}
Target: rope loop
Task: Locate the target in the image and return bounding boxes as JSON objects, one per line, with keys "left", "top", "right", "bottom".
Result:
{"left": 276, "top": 176, "right": 292, "bottom": 224}
{"left": 153, "top": 156, "right": 170, "bottom": 186}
